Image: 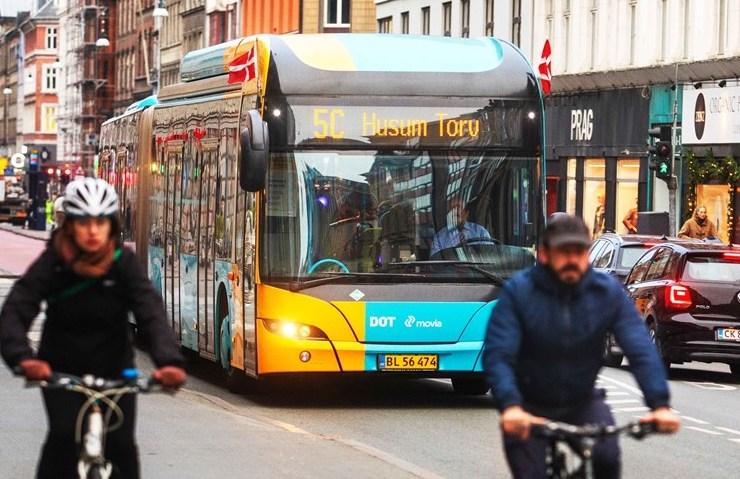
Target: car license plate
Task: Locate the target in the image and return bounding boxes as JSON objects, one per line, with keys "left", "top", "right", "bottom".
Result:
{"left": 378, "top": 354, "right": 439, "bottom": 371}
{"left": 716, "top": 328, "right": 740, "bottom": 342}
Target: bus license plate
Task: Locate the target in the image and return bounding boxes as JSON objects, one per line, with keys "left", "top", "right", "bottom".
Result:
{"left": 716, "top": 328, "right": 740, "bottom": 342}
{"left": 378, "top": 354, "right": 438, "bottom": 371}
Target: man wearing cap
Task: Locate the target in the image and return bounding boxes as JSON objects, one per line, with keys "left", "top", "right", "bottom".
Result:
{"left": 483, "top": 213, "right": 680, "bottom": 479}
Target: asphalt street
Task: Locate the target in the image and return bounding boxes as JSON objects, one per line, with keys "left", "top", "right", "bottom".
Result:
{"left": 1, "top": 228, "right": 740, "bottom": 478}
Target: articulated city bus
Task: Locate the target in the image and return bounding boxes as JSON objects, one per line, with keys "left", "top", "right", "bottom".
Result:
{"left": 99, "top": 34, "right": 544, "bottom": 394}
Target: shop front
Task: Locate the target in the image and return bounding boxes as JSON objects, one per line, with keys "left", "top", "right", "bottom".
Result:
{"left": 682, "top": 84, "right": 740, "bottom": 244}
{"left": 545, "top": 88, "right": 650, "bottom": 237}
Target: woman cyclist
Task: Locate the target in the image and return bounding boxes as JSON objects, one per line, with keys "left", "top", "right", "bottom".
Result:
{"left": 0, "top": 178, "right": 186, "bottom": 478}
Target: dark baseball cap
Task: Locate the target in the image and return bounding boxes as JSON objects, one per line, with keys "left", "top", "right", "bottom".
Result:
{"left": 543, "top": 213, "right": 592, "bottom": 248}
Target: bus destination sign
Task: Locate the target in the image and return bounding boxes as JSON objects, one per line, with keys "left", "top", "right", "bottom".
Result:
{"left": 287, "top": 104, "right": 529, "bottom": 149}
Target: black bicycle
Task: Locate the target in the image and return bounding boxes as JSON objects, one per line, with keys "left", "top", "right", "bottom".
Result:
{"left": 531, "top": 421, "right": 657, "bottom": 479}
{"left": 20, "top": 369, "right": 160, "bottom": 479}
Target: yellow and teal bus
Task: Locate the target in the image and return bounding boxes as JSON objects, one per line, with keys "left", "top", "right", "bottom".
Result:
{"left": 99, "top": 34, "right": 544, "bottom": 394}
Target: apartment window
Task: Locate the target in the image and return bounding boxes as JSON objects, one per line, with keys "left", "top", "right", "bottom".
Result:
{"left": 659, "top": 0, "right": 667, "bottom": 61}
{"left": 378, "top": 16, "right": 393, "bottom": 34}
{"left": 42, "top": 104, "right": 57, "bottom": 133}
{"left": 461, "top": 0, "right": 470, "bottom": 38}
{"left": 545, "top": 0, "right": 553, "bottom": 39}
{"left": 421, "top": 7, "right": 430, "bottom": 35}
{"left": 325, "top": 0, "right": 350, "bottom": 27}
{"left": 401, "top": 11, "right": 409, "bottom": 34}
{"left": 485, "top": 0, "right": 494, "bottom": 36}
{"left": 511, "top": 0, "right": 521, "bottom": 46}
{"left": 629, "top": 1, "right": 637, "bottom": 64}
{"left": 717, "top": 0, "right": 727, "bottom": 54}
{"left": 227, "top": 3, "right": 238, "bottom": 41}
{"left": 43, "top": 65, "right": 57, "bottom": 91}
{"left": 442, "top": 2, "right": 452, "bottom": 36}
{"left": 45, "top": 27, "right": 57, "bottom": 50}
{"left": 589, "top": 0, "right": 598, "bottom": 69}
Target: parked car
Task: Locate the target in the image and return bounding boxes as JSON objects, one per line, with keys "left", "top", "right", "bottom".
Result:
{"left": 589, "top": 234, "right": 682, "bottom": 366}
{"left": 624, "top": 242, "right": 740, "bottom": 376}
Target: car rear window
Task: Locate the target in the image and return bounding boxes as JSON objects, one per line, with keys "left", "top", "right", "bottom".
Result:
{"left": 682, "top": 256, "right": 740, "bottom": 283}
{"left": 618, "top": 246, "right": 648, "bottom": 269}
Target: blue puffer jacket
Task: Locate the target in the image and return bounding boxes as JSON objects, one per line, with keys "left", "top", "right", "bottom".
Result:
{"left": 483, "top": 264, "right": 670, "bottom": 413}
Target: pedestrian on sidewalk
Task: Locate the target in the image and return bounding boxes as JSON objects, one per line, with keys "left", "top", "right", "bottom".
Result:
{"left": 0, "top": 178, "right": 186, "bottom": 479}
{"left": 678, "top": 206, "right": 718, "bottom": 241}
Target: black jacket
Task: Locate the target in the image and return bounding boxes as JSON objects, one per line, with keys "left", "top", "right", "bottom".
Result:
{"left": 483, "top": 265, "right": 670, "bottom": 415}
{"left": 0, "top": 243, "right": 183, "bottom": 377}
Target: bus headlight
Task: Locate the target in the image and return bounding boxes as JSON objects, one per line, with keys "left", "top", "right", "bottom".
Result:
{"left": 263, "top": 319, "right": 328, "bottom": 340}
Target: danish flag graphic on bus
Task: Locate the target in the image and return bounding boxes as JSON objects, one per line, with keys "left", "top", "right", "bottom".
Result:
{"left": 228, "top": 44, "right": 257, "bottom": 84}
{"left": 538, "top": 39, "right": 552, "bottom": 96}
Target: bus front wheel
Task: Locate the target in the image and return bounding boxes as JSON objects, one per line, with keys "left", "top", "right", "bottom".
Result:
{"left": 451, "top": 376, "right": 490, "bottom": 395}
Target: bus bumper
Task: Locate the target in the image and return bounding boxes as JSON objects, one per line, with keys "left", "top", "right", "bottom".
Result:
{"left": 257, "top": 318, "right": 484, "bottom": 374}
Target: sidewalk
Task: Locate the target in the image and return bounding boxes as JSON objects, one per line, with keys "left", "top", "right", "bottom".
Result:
{"left": 0, "top": 223, "right": 50, "bottom": 242}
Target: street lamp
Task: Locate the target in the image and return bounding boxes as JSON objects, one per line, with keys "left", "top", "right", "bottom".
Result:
{"left": 152, "top": 0, "right": 168, "bottom": 95}
{"left": 96, "top": 5, "right": 110, "bottom": 47}
{"left": 3, "top": 87, "right": 11, "bottom": 149}
{"left": 153, "top": 0, "right": 169, "bottom": 18}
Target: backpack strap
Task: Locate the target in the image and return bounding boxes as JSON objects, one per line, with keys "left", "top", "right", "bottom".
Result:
{"left": 47, "top": 248, "right": 123, "bottom": 305}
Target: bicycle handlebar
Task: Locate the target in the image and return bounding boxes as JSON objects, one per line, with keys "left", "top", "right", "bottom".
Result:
{"left": 13, "top": 368, "right": 161, "bottom": 393}
{"left": 531, "top": 421, "right": 657, "bottom": 440}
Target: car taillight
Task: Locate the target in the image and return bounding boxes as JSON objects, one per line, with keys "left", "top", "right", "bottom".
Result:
{"left": 723, "top": 252, "right": 740, "bottom": 261}
{"left": 665, "top": 284, "right": 692, "bottom": 309}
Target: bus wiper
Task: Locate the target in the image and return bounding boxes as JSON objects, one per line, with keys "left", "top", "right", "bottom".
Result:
{"left": 381, "top": 261, "right": 507, "bottom": 286}
{"left": 289, "top": 272, "right": 425, "bottom": 292}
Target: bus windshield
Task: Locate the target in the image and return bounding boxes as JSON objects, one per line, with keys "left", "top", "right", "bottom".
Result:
{"left": 262, "top": 150, "right": 541, "bottom": 284}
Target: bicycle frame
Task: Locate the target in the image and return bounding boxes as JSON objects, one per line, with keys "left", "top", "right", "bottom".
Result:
{"left": 25, "top": 372, "right": 157, "bottom": 479}
{"left": 533, "top": 421, "right": 655, "bottom": 479}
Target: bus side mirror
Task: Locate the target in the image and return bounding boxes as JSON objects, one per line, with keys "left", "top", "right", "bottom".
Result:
{"left": 239, "top": 109, "right": 269, "bottom": 192}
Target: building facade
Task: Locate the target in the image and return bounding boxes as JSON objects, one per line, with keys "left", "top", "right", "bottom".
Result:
{"left": 531, "top": 0, "right": 740, "bottom": 242}
{"left": 374, "top": 0, "right": 537, "bottom": 59}
{"left": 206, "top": 0, "right": 239, "bottom": 45}
{"left": 160, "top": 0, "right": 183, "bottom": 87}
{"left": 241, "top": 0, "right": 376, "bottom": 36}
{"left": 0, "top": 15, "right": 23, "bottom": 162}
{"left": 182, "top": 0, "right": 206, "bottom": 55}
{"left": 19, "top": 1, "right": 58, "bottom": 168}
{"left": 58, "top": 0, "right": 116, "bottom": 168}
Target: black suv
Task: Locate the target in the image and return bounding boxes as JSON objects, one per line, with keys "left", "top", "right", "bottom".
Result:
{"left": 589, "top": 234, "right": 683, "bottom": 366}
{"left": 625, "top": 243, "right": 740, "bottom": 376}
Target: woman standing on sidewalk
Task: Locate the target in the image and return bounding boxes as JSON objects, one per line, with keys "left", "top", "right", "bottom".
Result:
{"left": 0, "top": 178, "right": 186, "bottom": 479}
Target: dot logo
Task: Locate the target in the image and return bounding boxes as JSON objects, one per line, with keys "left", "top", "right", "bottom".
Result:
{"left": 694, "top": 93, "right": 706, "bottom": 140}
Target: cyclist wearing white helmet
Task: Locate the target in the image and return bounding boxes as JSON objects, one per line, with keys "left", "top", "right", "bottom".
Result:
{"left": 0, "top": 178, "right": 186, "bottom": 478}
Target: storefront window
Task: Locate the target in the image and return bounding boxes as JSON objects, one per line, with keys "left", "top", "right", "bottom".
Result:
{"left": 566, "top": 158, "right": 577, "bottom": 215}
{"left": 695, "top": 184, "right": 731, "bottom": 243}
{"left": 616, "top": 159, "right": 640, "bottom": 234}
{"left": 583, "top": 159, "right": 605, "bottom": 237}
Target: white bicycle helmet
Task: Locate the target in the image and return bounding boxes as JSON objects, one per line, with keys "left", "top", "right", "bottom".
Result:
{"left": 64, "top": 178, "right": 119, "bottom": 218}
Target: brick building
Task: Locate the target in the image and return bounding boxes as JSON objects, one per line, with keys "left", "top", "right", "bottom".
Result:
{"left": 0, "top": 15, "right": 22, "bottom": 160}
{"left": 241, "top": 0, "right": 376, "bottom": 36}
{"left": 114, "top": 0, "right": 155, "bottom": 114}
{"left": 19, "top": 1, "right": 59, "bottom": 167}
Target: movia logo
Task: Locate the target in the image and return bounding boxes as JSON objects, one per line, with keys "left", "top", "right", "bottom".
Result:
{"left": 404, "top": 315, "right": 443, "bottom": 328}
{"left": 694, "top": 93, "right": 706, "bottom": 140}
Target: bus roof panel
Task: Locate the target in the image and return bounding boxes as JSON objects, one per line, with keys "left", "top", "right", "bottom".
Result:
{"left": 179, "top": 34, "right": 538, "bottom": 100}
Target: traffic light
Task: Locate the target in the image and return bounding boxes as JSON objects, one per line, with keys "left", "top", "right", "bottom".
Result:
{"left": 648, "top": 126, "right": 673, "bottom": 183}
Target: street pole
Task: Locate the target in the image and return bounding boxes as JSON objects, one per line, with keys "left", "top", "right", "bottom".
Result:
{"left": 669, "top": 63, "right": 679, "bottom": 236}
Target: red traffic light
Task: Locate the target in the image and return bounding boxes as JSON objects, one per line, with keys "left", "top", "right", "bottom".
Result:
{"left": 655, "top": 141, "right": 671, "bottom": 158}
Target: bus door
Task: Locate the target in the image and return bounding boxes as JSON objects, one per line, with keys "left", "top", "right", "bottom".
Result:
{"left": 198, "top": 142, "right": 219, "bottom": 357}
{"left": 164, "top": 144, "right": 183, "bottom": 338}
{"left": 179, "top": 134, "right": 200, "bottom": 350}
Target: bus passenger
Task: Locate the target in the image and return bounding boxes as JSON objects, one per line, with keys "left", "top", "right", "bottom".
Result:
{"left": 431, "top": 198, "right": 491, "bottom": 257}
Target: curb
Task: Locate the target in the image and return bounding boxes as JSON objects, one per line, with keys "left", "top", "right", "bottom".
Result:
{"left": 0, "top": 224, "right": 50, "bottom": 242}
